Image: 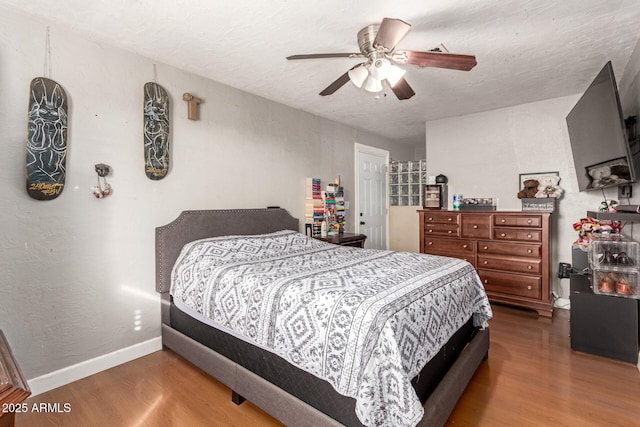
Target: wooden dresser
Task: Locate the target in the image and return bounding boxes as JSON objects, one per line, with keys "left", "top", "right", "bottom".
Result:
{"left": 418, "top": 210, "right": 553, "bottom": 317}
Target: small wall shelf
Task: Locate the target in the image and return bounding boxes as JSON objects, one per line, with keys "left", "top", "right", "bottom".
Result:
{"left": 586, "top": 211, "right": 640, "bottom": 222}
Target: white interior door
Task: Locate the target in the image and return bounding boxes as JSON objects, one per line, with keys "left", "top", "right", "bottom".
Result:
{"left": 355, "top": 143, "right": 389, "bottom": 249}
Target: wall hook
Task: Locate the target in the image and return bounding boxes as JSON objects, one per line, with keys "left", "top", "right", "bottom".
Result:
{"left": 182, "top": 93, "right": 202, "bottom": 120}
{"left": 92, "top": 163, "right": 112, "bottom": 198}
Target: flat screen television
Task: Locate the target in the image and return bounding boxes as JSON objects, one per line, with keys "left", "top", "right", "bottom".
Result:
{"left": 566, "top": 61, "right": 638, "bottom": 191}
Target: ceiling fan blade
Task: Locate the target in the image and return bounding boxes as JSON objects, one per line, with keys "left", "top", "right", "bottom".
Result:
{"left": 395, "top": 50, "right": 477, "bottom": 71}
{"left": 287, "top": 53, "right": 363, "bottom": 60}
{"left": 387, "top": 77, "right": 415, "bottom": 100}
{"left": 373, "top": 18, "right": 411, "bottom": 50}
{"left": 319, "top": 71, "right": 352, "bottom": 96}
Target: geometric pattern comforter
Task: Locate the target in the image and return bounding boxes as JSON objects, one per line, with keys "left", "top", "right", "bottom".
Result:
{"left": 171, "top": 230, "right": 492, "bottom": 427}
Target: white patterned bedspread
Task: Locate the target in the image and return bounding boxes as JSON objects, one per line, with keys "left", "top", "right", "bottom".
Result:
{"left": 171, "top": 230, "right": 492, "bottom": 427}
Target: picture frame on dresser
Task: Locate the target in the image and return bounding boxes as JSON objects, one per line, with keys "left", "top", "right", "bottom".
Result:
{"left": 423, "top": 184, "right": 444, "bottom": 210}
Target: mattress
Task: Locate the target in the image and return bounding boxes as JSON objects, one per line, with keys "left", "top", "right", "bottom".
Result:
{"left": 170, "top": 300, "right": 478, "bottom": 427}
{"left": 170, "top": 230, "right": 492, "bottom": 426}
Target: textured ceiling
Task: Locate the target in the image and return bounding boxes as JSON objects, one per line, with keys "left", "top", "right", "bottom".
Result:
{"left": 2, "top": 0, "right": 640, "bottom": 145}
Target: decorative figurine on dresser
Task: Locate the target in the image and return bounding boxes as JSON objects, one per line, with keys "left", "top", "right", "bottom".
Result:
{"left": 418, "top": 209, "right": 553, "bottom": 317}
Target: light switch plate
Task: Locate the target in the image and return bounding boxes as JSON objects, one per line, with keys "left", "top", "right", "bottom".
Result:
{"left": 619, "top": 184, "right": 632, "bottom": 199}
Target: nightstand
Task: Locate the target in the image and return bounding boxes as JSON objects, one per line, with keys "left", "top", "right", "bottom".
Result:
{"left": 0, "top": 331, "right": 30, "bottom": 427}
{"left": 314, "top": 233, "right": 367, "bottom": 248}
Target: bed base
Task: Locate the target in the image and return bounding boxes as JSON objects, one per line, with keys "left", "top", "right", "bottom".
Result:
{"left": 156, "top": 209, "right": 489, "bottom": 427}
{"left": 161, "top": 315, "right": 488, "bottom": 427}
{"left": 162, "top": 322, "right": 343, "bottom": 426}
{"left": 162, "top": 294, "right": 489, "bottom": 427}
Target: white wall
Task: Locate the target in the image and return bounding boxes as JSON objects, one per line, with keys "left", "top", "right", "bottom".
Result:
{"left": 0, "top": 8, "right": 417, "bottom": 386}
{"left": 425, "top": 46, "right": 640, "bottom": 301}
{"left": 389, "top": 206, "right": 420, "bottom": 252}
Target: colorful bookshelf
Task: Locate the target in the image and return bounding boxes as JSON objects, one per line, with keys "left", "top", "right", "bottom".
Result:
{"left": 324, "top": 182, "right": 345, "bottom": 235}
{"left": 305, "top": 178, "right": 324, "bottom": 236}
{"left": 305, "top": 178, "right": 346, "bottom": 237}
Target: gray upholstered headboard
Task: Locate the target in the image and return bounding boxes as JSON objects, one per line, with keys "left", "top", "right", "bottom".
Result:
{"left": 155, "top": 208, "right": 299, "bottom": 293}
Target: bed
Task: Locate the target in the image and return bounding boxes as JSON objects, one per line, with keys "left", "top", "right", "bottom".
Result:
{"left": 156, "top": 208, "right": 492, "bottom": 427}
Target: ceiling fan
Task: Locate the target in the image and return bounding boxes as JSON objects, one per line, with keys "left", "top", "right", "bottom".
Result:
{"left": 286, "top": 18, "right": 477, "bottom": 100}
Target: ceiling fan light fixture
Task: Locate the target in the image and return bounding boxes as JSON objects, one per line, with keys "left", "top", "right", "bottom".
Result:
{"left": 369, "top": 57, "right": 391, "bottom": 80}
{"left": 363, "top": 76, "right": 383, "bottom": 93}
{"left": 348, "top": 64, "right": 369, "bottom": 88}
{"left": 286, "top": 17, "right": 477, "bottom": 99}
{"left": 386, "top": 65, "right": 406, "bottom": 87}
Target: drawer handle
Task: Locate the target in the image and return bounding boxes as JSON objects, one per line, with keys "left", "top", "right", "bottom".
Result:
{"left": 428, "top": 230, "right": 433, "bottom": 233}
{"left": 527, "top": 219, "right": 532, "bottom": 224}
{"left": 527, "top": 265, "right": 533, "bottom": 270}
{"left": 527, "top": 234, "right": 533, "bottom": 239}
{"left": 447, "top": 230, "right": 453, "bottom": 234}
{"left": 447, "top": 217, "right": 453, "bottom": 222}
{"left": 428, "top": 217, "right": 433, "bottom": 221}
{"left": 484, "top": 279, "right": 489, "bottom": 284}
{"left": 428, "top": 241, "right": 433, "bottom": 245}
{"left": 483, "top": 246, "right": 488, "bottom": 250}
{"left": 527, "top": 249, "right": 533, "bottom": 254}
{"left": 473, "top": 224, "right": 478, "bottom": 229}
{"left": 500, "top": 219, "right": 506, "bottom": 223}
{"left": 483, "top": 261, "right": 489, "bottom": 265}
{"left": 500, "top": 233, "right": 506, "bottom": 237}
{"left": 527, "top": 285, "right": 532, "bottom": 290}
{"left": 463, "top": 244, "right": 468, "bottom": 249}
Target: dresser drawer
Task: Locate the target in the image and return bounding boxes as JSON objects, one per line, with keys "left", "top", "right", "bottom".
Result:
{"left": 493, "top": 228, "right": 542, "bottom": 242}
{"left": 425, "top": 223, "right": 459, "bottom": 237}
{"left": 423, "top": 212, "right": 460, "bottom": 225}
{"left": 478, "top": 241, "right": 541, "bottom": 258}
{"left": 477, "top": 255, "right": 541, "bottom": 274}
{"left": 424, "top": 236, "right": 474, "bottom": 254}
{"left": 461, "top": 214, "right": 491, "bottom": 239}
{"left": 494, "top": 214, "right": 541, "bottom": 228}
{"left": 478, "top": 269, "right": 541, "bottom": 299}
{"left": 425, "top": 250, "right": 475, "bottom": 266}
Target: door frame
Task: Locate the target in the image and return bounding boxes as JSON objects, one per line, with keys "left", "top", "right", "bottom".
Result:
{"left": 354, "top": 142, "right": 390, "bottom": 249}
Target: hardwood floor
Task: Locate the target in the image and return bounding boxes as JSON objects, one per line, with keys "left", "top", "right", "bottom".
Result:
{"left": 17, "top": 304, "right": 640, "bottom": 426}
{"left": 448, "top": 305, "right": 640, "bottom": 427}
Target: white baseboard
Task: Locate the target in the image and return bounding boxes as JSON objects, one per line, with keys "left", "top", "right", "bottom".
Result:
{"left": 28, "top": 336, "right": 162, "bottom": 397}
